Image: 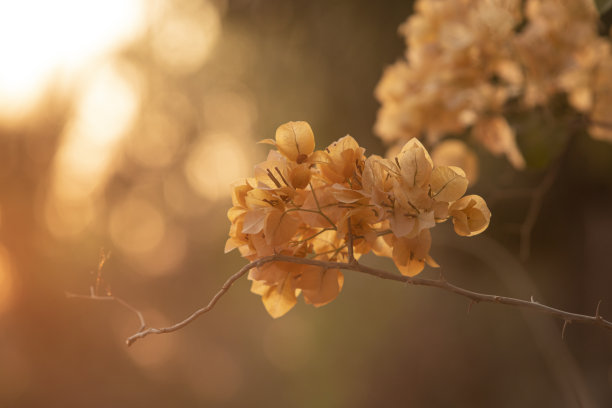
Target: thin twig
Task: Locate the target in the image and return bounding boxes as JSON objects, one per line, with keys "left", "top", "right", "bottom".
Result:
{"left": 467, "top": 299, "right": 478, "bottom": 314}
{"left": 519, "top": 161, "right": 561, "bottom": 261}
{"left": 308, "top": 182, "right": 336, "bottom": 228}
{"left": 518, "top": 125, "right": 579, "bottom": 262}
{"left": 346, "top": 219, "right": 355, "bottom": 264}
{"left": 115, "top": 254, "right": 612, "bottom": 346}
{"left": 123, "top": 260, "right": 260, "bottom": 346}
{"left": 66, "top": 292, "right": 147, "bottom": 332}
{"left": 561, "top": 320, "right": 570, "bottom": 340}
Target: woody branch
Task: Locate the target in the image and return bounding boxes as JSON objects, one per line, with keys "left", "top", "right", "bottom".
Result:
{"left": 112, "top": 254, "right": 612, "bottom": 346}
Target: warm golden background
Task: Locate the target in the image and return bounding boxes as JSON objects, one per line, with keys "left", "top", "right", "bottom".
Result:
{"left": 1, "top": 0, "right": 611, "bottom": 406}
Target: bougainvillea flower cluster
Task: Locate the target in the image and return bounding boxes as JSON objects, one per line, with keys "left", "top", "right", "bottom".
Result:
{"left": 226, "top": 121, "right": 491, "bottom": 318}
{"left": 375, "top": 0, "right": 612, "bottom": 169}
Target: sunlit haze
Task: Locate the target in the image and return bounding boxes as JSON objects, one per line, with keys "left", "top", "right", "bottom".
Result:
{"left": 0, "top": 0, "right": 146, "bottom": 121}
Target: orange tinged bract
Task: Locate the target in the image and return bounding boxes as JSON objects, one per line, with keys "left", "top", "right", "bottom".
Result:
{"left": 297, "top": 266, "right": 344, "bottom": 307}
{"left": 318, "top": 135, "right": 365, "bottom": 184}
{"left": 391, "top": 229, "right": 434, "bottom": 277}
{"left": 430, "top": 166, "right": 468, "bottom": 203}
{"left": 274, "top": 121, "right": 315, "bottom": 163}
{"left": 431, "top": 139, "right": 479, "bottom": 186}
{"left": 251, "top": 274, "right": 299, "bottom": 319}
{"left": 449, "top": 195, "right": 491, "bottom": 237}
{"left": 396, "top": 138, "right": 433, "bottom": 188}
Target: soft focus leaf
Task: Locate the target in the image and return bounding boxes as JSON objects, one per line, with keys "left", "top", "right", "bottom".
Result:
{"left": 472, "top": 116, "right": 525, "bottom": 169}
{"left": 594, "top": 0, "right": 612, "bottom": 14}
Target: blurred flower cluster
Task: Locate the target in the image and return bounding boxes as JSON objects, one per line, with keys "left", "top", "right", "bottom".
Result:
{"left": 226, "top": 121, "right": 491, "bottom": 317}
{"left": 375, "top": 0, "right": 612, "bottom": 170}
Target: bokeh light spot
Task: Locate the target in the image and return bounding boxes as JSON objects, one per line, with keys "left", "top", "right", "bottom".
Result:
{"left": 109, "top": 196, "right": 166, "bottom": 255}
{"left": 201, "top": 88, "right": 258, "bottom": 134}
{"left": 151, "top": 0, "right": 221, "bottom": 75}
{"left": 130, "top": 226, "right": 188, "bottom": 277}
{"left": 46, "top": 62, "right": 140, "bottom": 238}
{"left": 128, "top": 110, "right": 186, "bottom": 168}
{"left": 184, "top": 133, "right": 249, "bottom": 201}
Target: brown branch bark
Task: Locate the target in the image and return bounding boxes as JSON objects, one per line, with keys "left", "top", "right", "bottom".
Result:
{"left": 108, "top": 255, "right": 612, "bottom": 347}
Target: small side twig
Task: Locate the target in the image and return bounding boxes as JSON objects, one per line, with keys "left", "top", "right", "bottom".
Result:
{"left": 519, "top": 159, "right": 562, "bottom": 262}
{"left": 346, "top": 219, "right": 356, "bottom": 264}
{"left": 467, "top": 299, "right": 478, "bottom": 314}
{"left": 66, "top": 292, "right": 146, "bottom": 333}
{"left": 561, "top": 320, "right": 570, "bottom": 340}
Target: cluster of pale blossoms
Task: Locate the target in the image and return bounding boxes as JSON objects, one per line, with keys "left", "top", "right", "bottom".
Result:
{"left": 226, "top": 121, "right": 491, "bottom": 317}
{"left": 375, "top": 0, "right": 612, "bottom": 170}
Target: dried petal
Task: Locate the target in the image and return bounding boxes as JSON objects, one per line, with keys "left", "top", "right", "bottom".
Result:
{"left": 331, "top": 184, "right": 364, "bottom": 204}
{"left": 263, "top": 210, "right": 300, "bottom": 247}
{"left": 391, "top": 229, "right": 432, "bottom": 277}
{"left": 319, "top": 135, "right": 365, "bottom": 183}
{"left": 449, "top": 195, "right": 491, "bottom": 236}
{"left": 242, "top": 208, "right": 268, "bottom": 234}
{"left": 430, "top": 166, "right": 468, "bottom": 202}
{"left": 289, "top": 163, "right": 312, "bottom": 189}
{"left": 224, "top": 237, "right": 244, "bottom": 254}
{"left": 298, "top": 266, "right": 344, "bottom": 307}
{"left": 252, "top": 274, "right": 299, "bottom": 319}
{"left": 431, "top": 139, "right": 479, "bottom": 186}
{"left": 231, "top": 183, "right": 252, "bottom": 207}
{"left": 275, "top": 121, "right": 315, "bottom": 163}
{"left": 396, "top": 138, "right": 433, "bottom": 188}
{"left": 390, "top": 205, "right": 417, "bottom": 238}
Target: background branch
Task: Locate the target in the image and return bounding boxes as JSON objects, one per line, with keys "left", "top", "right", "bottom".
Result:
{"left": 439, "top": 234, "right": 597, "bottom": 407}
{"left": 519, "top": 157, "right": 562, "bottom": 261}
